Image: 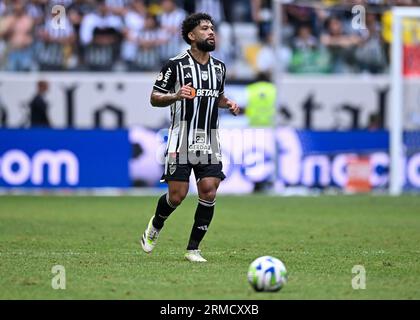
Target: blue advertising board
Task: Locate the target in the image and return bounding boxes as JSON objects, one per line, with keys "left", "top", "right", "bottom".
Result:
{"left": 130, "top": 127, "right": 420, "bottom": 192}
{"left": 1, "top": 128, "right": 419, "bottom": 192}
{"left": 0, "top": 129, "right": 130, "bottom": 188}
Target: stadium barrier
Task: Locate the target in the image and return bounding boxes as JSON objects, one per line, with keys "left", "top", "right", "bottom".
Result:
{"left": 1, "top": 73, "right": 420, "bottom": 130}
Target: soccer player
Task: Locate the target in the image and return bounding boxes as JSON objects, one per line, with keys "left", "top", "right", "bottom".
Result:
{"left": 140, "top": 13, "right": 239, "bottom": 262}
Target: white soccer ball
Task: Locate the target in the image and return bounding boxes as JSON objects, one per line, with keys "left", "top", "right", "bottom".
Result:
{"left": 247, "top": 256, "right": 288, "bottom": 292}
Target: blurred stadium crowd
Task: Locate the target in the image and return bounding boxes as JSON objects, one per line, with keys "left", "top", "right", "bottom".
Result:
{"left": 0, "top": 0, "right": 419, "bottom": 78}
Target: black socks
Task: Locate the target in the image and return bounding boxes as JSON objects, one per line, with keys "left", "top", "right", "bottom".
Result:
{"left": 152, "top": 193, "right": 177, "bottom": 229}
{"left": 186, "top": 198, "right": 215, "bottom": 250}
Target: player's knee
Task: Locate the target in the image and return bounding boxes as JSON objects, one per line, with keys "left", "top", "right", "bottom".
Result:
{"left": 169, "top": 190, "right": 187, "bottom": 206}
{"left": 199, "top": 188, "right": 217, "bottom": 202}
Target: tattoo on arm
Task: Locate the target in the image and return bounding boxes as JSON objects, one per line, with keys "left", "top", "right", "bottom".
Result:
{"left": 150, "top": 90, "right": 179, "bottom": 107}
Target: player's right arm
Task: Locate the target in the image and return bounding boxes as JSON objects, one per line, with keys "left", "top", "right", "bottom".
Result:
{"left": 150, "top": 83, "right": 194, "bottom": 107}
{"left": 150, "top": 60, "right": 194, "bottom": 107}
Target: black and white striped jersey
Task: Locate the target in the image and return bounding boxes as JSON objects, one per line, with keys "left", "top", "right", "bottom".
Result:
{"left": 37, "top": 17, "right": 75, "bottom": 68}
{"left": 153, "top": 50, "right": 226, "bottom": 157}
{"left": 158, "top": 8, "right": 186, "bottom": 60}
{"left": 105, "top": 0, "right": 131, "bottom": 9}
{"left": 44, "top": 16, "right": 75, "bottom": 39}
{"left": 49, "top": 0, "right": 74, "bottom": 7}
{"left": 134, "top": 28, "right": 166, "bottom": 70}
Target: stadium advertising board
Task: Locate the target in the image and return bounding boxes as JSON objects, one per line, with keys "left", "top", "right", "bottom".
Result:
{"left": 0, "top": 129, "right": 130, "bottom": 188}
{"left": 1, "top": 128, "right": 419, "bottom": 191}
{"left": 131, "top": 127, "right": 420, "bottom": 192}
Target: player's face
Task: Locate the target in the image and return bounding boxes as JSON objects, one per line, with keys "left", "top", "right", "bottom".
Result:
{"left": 192, "top": 20, "right": 216, "bottom": 52}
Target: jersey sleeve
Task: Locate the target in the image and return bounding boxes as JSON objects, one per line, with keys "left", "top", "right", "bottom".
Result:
{"left": 153, "top": 60, "right": 177, "bottom": 93}
{"left": 219, "top": 63, "right": 226, "bottom": 96}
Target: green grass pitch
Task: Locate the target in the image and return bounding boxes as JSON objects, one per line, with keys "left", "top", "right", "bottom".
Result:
{"left": 0, "top": 195, "right": 419, "bottom": 299}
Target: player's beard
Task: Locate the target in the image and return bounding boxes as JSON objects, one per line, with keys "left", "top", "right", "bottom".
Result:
{"left": 196, "top": 39, "right": 215, "bottom": 52}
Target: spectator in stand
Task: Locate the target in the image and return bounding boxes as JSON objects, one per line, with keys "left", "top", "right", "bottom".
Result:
{"left": 256, "top": 31, "right": 292, "bottom": 75}
{"left": 79, "top": 0, "right": 123, "bottom": 46}
{"left": 186, "top": 0, "right": 226, "bottom": 25}
{"left": 285, "top": 3, "right": 317, "bottom": 35}
{"left": 251, "top": 0, "right": 272, "bottom": 41}
{"left": 121, "top": 0, "right": 147, "bottom": 65}
{"left": 321, "top": 15, "right": 362, "bottom": 73}
{"left": 36, "top": 5, "right": 76, "bottom": 70}
{"left": 68, "top": 0, "right": 95, "bottom": 68}
{"left": 105, "top": 0, "right": 131, "bottom": 17}
{"left": 26, "top": 0, "right": 47, "bottom": 27}
{"left": 0, "top": 0, "right": 5, "bottom": 16}
{"left": 355, "top": 11, "right": 388, "bottom": 73}
{"left": 0, "top": 0, "right": 35, "bottom": 71}
{"left": 289, "top": 23, "right": 331, "bottom": 73}
{"left": 79, "top": 0, "right": 124, "bottom": 70}
{"left": 0, "top": 0, "right": 399, "bottom": 76}
{"left": 293, "top": 23, "right": 318, "bottom": 51}
{"left": 158, "top": 0, "right": 186, "bottom": 61}
{"left": 130, "top": 13, "right": 167, "bottom": 71}
{"left": 0, "top": 0, "right": 6, "bottom": 69}
{"left": 49, "top": 0, "right": 73, "bottom": 7}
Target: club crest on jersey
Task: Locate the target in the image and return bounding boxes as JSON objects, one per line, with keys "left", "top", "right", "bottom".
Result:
{"left": 169, "top": 164, "right": 176, "bottom": 175}
{"left": 156, "top": 72, "right": 163, "bottom": 81}
{"left": 168, "top": 153, "right": 177, "bottom": 175}
{"left": 201, "top": 71, "right": 208, "bottom": 81}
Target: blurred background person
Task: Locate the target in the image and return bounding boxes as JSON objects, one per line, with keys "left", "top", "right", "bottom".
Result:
{"left": 184, "top": 0, "right": 225, "bottom": 26}
{"left": 0, "top": 0, "right": 35, "bottom": 71}
{"left": 105, "top": 0, "right": 131, "bottom": 17}
{"left": 29, "top": 80, "right": 51, "bottom": 128}
{"left": 35, "top": 3, "right": 76, "bottom": 71}
{"left": 0, "top": 0, "right": 6, "bottom": 69}
{"left": 256, "top": 30, "right": 292, "bottom": 76}
{"left": 79, "top": 0, "right": 124, "bottom": 71}
{"left": 251, "top": 0, "right": 273, "bottom": 42}
{"left": 129, "top": 13, "right": 167, "bottom": 71}
{"left": 68, "top": 0, "right": 95, "bottom": 69}
{"left": 320, "top": 15, "right": 362, "bottom": 73}
{"left": 245, "top": 70, "right": 277, "bottom": 192}
{"left": 0, "top": 0, "right": 413, "bottom": 76}
{"left": 289, "top": 23, "right": 331, "bottom": 73}
{"left": 158, "top": 0, "right": 186, "bottom": 61}
{"left": 121, "top": 0, "right": 147, "bottom": 67}
{"left": 354, "top": 11, "right": 388, "bottom": 74}
{"left": 0, "top": 83, "right": 7, "bottom": 126}
{"left": 245, "top": 71, "right": 277, "bottom": 129}
{"left": 26, "top": 0, "right": 46, "bottom": 28}
{"left": 0, "top": 0, "right": 5, "bottom": 15}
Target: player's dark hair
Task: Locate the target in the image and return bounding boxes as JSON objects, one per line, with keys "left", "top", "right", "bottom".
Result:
{"left": 181, "top": 13, "right": 214, "bottom": 45}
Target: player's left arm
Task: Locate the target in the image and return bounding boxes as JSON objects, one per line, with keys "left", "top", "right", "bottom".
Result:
{"left": 217, "top": 64, "right": 239, "bottom": 116}
{"left": 218, "top": 94, "right": 240, "bottom": 116}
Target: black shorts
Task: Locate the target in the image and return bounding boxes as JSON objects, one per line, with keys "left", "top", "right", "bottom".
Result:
{"left": 160, "top": 152, "right": 226, "bottom": 183}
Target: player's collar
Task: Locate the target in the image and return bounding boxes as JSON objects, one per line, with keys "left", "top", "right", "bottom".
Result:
{"left": 187, "top": 49, "right": 210, "bottom": 66}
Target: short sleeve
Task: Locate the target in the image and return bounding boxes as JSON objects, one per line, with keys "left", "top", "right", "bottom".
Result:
{"left": 153, "top": 60, "right": 177, "bottom": 93}
{"left": 219, "top": 63, "right": 226, "bottom": 95}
